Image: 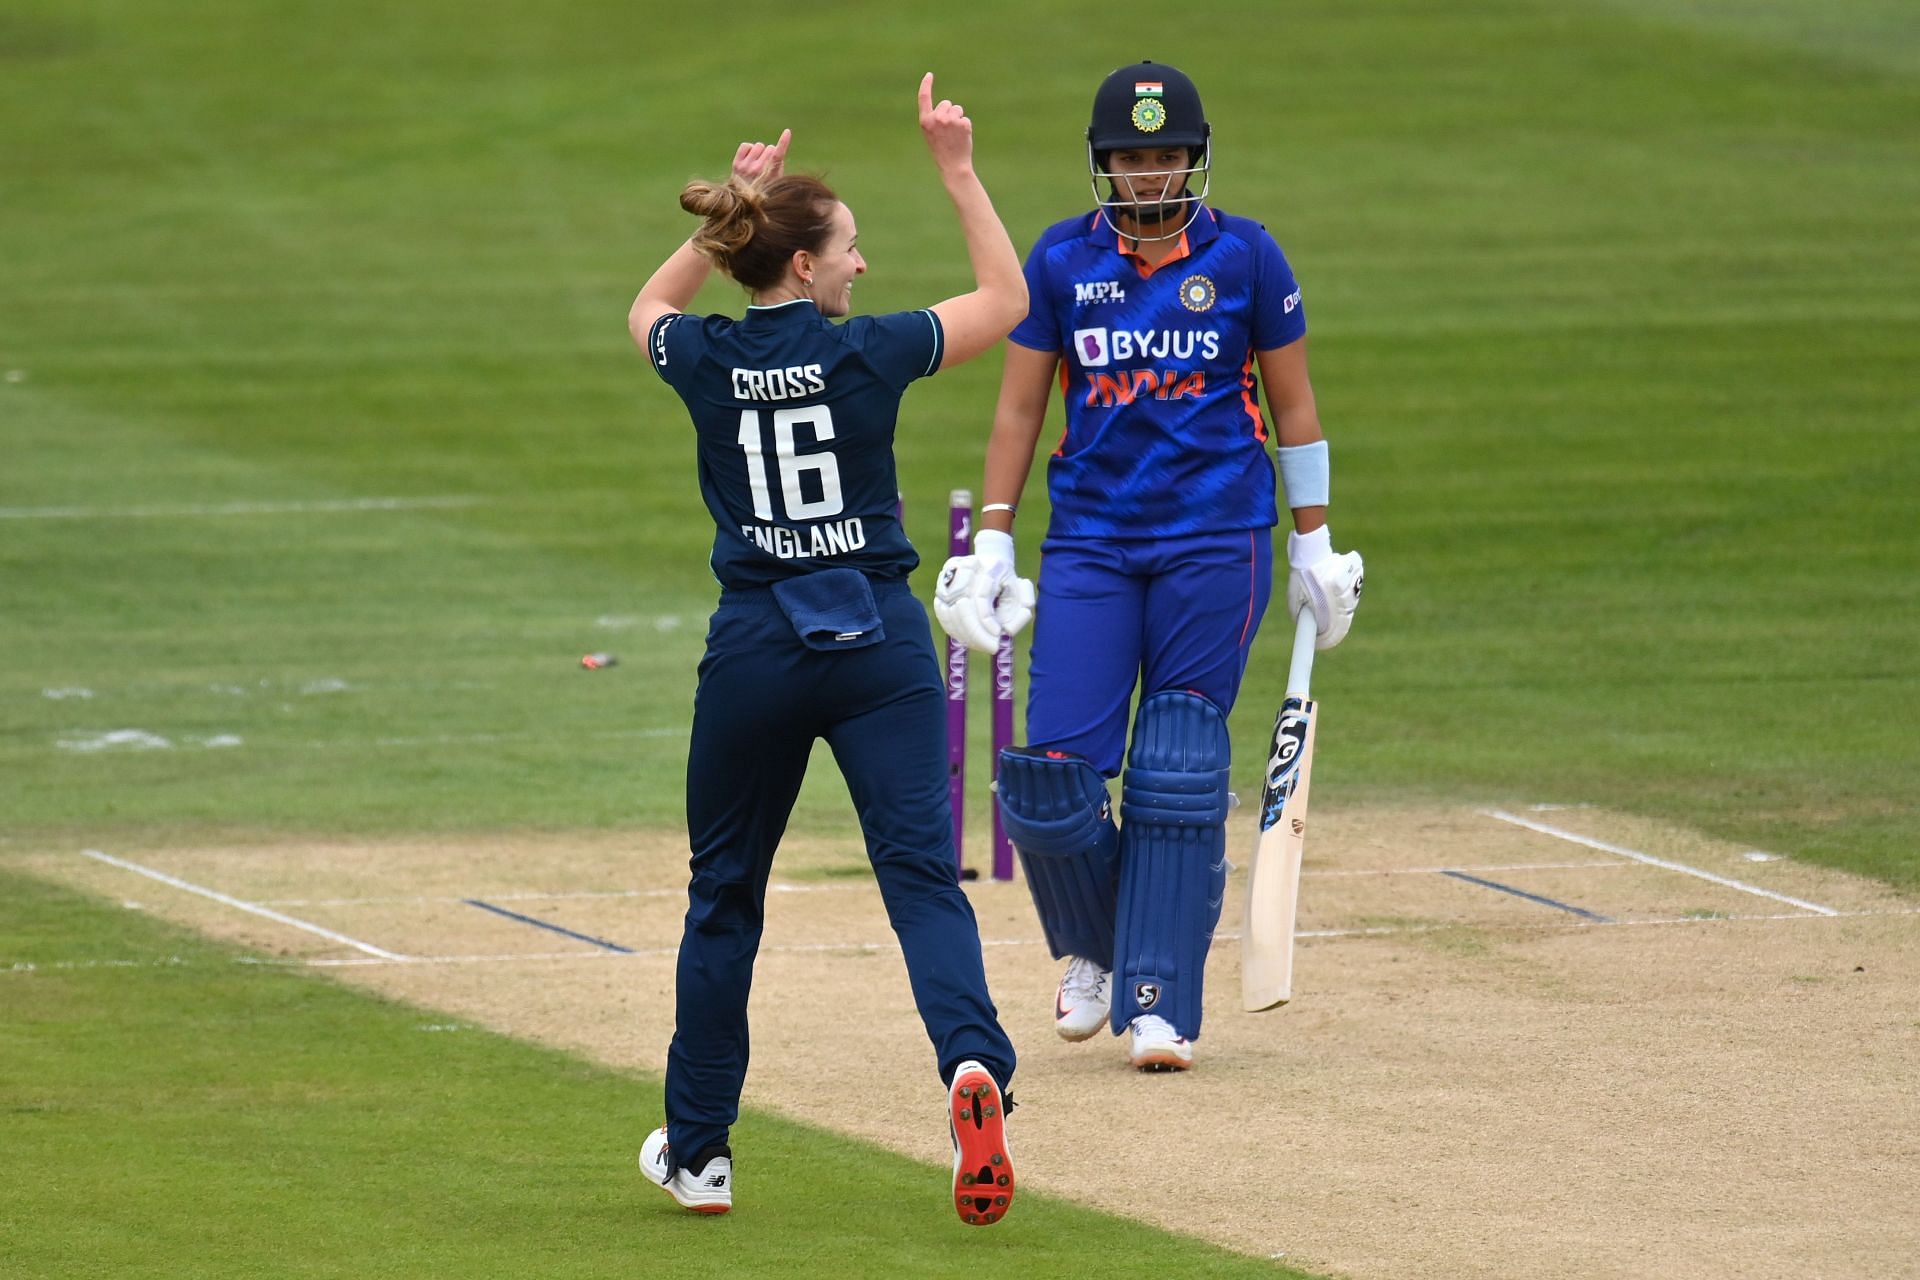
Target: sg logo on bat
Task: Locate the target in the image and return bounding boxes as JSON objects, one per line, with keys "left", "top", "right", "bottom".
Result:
{"left": 1260, "top": 697, "right": 1312, "bottom": 832}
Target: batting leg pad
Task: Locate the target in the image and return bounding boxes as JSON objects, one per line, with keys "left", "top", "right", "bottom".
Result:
{"left": 997, "top": 747, "right": 1119, "bottom": 967}
{"left": 1112, "top": 691, "right": 1232, "bottom": 1037}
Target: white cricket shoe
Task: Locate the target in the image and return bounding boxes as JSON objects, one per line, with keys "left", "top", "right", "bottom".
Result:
{"left": 638, "top": 1125, "right": 732, "bottom": 1214}
{"left": 949, "top": 1059, "right": 1014, "bottom": 1225}
{"left": 1053, "top": 956, "right": 1111, "bottom": 1042}
{"left": 1128, "top": 1014, "right": 1193, "bottom": 1072}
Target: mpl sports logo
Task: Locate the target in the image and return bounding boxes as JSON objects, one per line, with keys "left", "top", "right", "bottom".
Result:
{"left": 1259, "top": 697, "right": 1311, "bottom": 832}
{"left": 1074, "top": 280, "right": 1127, "bottom": 305}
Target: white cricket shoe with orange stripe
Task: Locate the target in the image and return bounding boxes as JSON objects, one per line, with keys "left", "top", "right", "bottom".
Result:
{"left": 949, "top": 1059, "right": 1014, "bottom": 1225}
{"left": 1128, "top": 1014, "right": 1193, "bottom": 1071}
{"left": 1053, "top": 956, "right": 1111, "bottom": 1042}
{"left": 638, "top": 1125, "right": 732, "bottom": 1214}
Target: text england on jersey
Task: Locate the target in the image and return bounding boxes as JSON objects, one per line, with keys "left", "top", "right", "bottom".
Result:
{"left": 741, "top": 518, "right": 868, "bottom": 560}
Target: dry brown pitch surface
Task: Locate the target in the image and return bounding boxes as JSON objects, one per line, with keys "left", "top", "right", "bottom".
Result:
{"left": 16, "top": 805, "right": 1919, "bottom": 1279}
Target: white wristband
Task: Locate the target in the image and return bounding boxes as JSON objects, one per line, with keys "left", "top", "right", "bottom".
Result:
{"left": 1277, "top": 439, "right": 1331, "bottom": 509}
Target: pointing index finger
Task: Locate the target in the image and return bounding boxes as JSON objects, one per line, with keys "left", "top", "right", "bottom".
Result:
{"left": 919, "top": 72, "right": 934, "bottom": 116}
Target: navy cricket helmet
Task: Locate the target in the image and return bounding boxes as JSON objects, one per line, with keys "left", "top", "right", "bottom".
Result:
{"left": 1086, "top": 61, "right": 1212, "bottom": 241}
{"left": 1087, "top": 60, "right": 1210, "bottom": 154}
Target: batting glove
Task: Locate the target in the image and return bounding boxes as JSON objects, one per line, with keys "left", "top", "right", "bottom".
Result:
{"left": 1286, "top": 526, "right": 1365, "bottom": 650}
{"left": 935, "top": 530, "right": 1035, "bottom": 653}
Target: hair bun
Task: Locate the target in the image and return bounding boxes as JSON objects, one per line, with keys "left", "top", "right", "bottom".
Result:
{"left": 679, "top": 172, "right": 838, "bottom": 292}
{"left": 682, "top": 177, "right": 767, "bottom": 218}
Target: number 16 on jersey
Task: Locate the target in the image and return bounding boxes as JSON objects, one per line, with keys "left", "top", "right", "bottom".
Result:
{"left": 1242, "top": 607, "right": 1321, "bottom": 1013}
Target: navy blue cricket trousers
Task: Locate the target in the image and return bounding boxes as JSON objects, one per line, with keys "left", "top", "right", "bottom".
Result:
{"left": 1026, "top": 529, "right": 1274, "bottom": 772}
{"left": 664, "top": 580, "right": 1016, "bottom": 1165}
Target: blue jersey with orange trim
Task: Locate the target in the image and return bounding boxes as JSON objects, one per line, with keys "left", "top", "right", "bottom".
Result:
{"left": 647, "top": 299, "right": 944, "bottom": 588}
{"left": 1008, "top": 206, "right": 1305, "bottom": 540}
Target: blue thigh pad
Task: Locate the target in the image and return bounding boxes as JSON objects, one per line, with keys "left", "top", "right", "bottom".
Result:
{"left": 1112, "top": 691, "right": 1232, "bottom": 1037}
{"left": 996, "top": 748, "right": 1119, "bottom": 967}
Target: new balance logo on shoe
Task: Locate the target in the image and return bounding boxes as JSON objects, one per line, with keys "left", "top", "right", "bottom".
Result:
{"left": 639, "top": 1126, "right": 733, "bottom": 1214}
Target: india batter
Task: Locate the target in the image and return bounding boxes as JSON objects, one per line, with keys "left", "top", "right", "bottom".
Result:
{"left": 936, "top": 62, "right": 1365, "bottom": 1071}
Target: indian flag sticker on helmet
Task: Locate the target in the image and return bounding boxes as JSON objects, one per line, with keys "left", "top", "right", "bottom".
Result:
{"left": 1179, "top": 274, "right": 1217, "bottom": 313}
{"left": 1131, "top": 97, "right": 1167, "bottom": 133}
{"left": 1134, "top": 81, "right": 1164, "bottom": 95}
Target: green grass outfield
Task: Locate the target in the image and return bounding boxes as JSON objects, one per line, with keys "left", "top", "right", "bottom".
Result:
{"left": 3, "top": 0, "right": 1914, "bottom": 881}
{"left": 2, "top": 0, "right": 1916, "bottom": 1271}
{"left": 0, "top": 871, "right": 1307, "bottom": 1279}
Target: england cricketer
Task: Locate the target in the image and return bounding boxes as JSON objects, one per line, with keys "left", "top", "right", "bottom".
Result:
{"left": 628, "top": 76, "right": 1022, "bottom": 1223}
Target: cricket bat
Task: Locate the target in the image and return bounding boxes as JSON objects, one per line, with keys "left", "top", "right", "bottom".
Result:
{"left": 1242, "top": 606, "right": 1320, "bottom": 1012}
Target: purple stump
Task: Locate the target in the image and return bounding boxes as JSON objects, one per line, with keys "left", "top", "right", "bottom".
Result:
{"left": 946, "top": 490, "right": 971, "bottom": 878}
{"left": 991, "top": 631, "right": 1015, "bottom": 881}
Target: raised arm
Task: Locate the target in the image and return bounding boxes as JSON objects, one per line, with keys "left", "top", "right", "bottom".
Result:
{"left": 627, "top": 130, "right": 792, "bottom": 350}
{"left": 919, "top": 74, "right": 1027, "bottom": 370}
{"left": 628, "top": 240, "right": 710, "bottom": 351}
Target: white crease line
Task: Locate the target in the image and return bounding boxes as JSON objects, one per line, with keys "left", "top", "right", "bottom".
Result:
{"left": 14, "top": 908, "right": 1916, "bottom": 976}
{"left": 1305, "top": 860, "right": 1623, "bottom": 878}
{"left": 5, "top": 956, "right": 195, "bottom": 974}
{"left": 258, "top": 881, "right": 871, "bottom": 907}
{"left": 300, "top": 907, "right": 1918, "bottom": 966}
{"left": 1240, "top": 905, "right": 1914, "bottom": 942}
{"left": 304, "top": 948, "right": 674, "bottom": 967}
{"left": 254, "top": 867, "right": 1609, "bottom": 908}
{"left": 1482, "top": 810, "right": 1841, "bottom": 916}
{"left": 0, "top": 496, "right": 483, "bottom": 520}
{"left": 301, "top": 939, "right": 926, "bottom": 967}
{"left": 82, "top": 850, "right": 409, "bottom": 960}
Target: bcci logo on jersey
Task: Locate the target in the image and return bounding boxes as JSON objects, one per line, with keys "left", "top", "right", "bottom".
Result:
{"left": 1178, "top": 274, "right": 1216, "bottom": 313}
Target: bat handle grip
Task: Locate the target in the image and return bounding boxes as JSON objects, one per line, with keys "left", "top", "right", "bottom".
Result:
{"left": 1287, "top": 605, "right": 1317, "bottom": 699}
